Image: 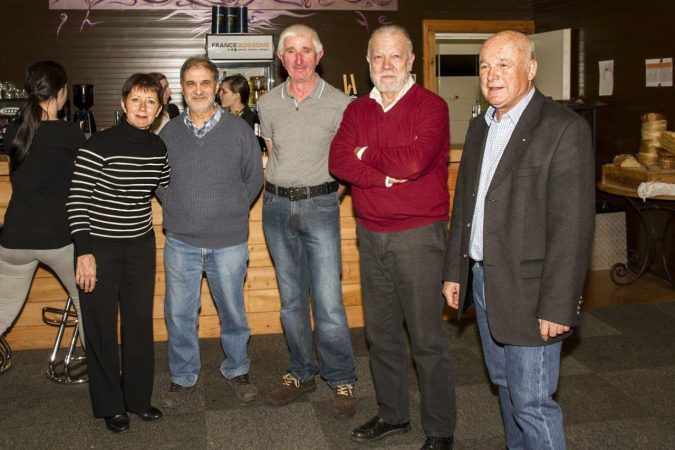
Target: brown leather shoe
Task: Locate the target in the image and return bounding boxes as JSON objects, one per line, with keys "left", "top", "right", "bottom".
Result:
{"left": 265, "top": 373, "right": 316, "bottom": 406}
{"left": 332, "top": 384, "right": 356, "bottom": 418}
{"left": 227, "top": 373, "right": 258, "bottom": 403}
{"left": 163, "top": 382, "right": 196, "bottom": 409}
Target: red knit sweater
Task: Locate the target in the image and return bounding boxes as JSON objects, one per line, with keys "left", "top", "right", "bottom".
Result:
{"left": 329, "top": 83, "right": 450, "bottom": 232}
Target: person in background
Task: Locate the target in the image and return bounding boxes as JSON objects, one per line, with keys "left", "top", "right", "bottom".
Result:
{"left": 257, "top": 24, "right": 357, "bottom": 419}
{"left": 218, "top": 74, "right": 266, "bottom": 155}
{"left": 0, "top": 61, "right": 85, "bottom": 369}
{"left": 329, "top": 25, "right": 456, "bottom": 449}
{"left": 442, "top": 31, "right": 595, "bottom": 450}
{"left": 157, "top": 56, "right": 263, "bottom": 408}
{"left": 149, "top": 72, "right": 179, "bottom": 133}
{"left": 67, "top": 73, "right": 170, "bottom": 433}
{"left": 218, "top": 74, "right": 258, "bottom": 129}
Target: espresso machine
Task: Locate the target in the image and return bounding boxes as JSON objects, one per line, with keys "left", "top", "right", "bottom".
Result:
{"left": 72, "top": 84, "right": 96, "bottom": 138}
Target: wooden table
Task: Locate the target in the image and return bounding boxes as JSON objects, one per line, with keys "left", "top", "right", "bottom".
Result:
{"left": 597, "top": 182, "right": 675, "bottom": 287}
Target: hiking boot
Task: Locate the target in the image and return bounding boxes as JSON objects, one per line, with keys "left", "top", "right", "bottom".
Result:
{"left": 332, "top": 384, "right": 356, "bottom": 418}
{"left": 227, "top": 373, "right": 258, "bottom": 403}
{"left": 265, "top": 373, "right": 316, "bottom": 406}
{"left": 163, "top": 382, "right": 196, "bottom": 409}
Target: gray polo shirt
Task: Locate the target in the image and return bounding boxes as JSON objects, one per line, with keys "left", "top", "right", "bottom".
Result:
{"left": 258, "top": 76, "right": 349, "bottom": 187}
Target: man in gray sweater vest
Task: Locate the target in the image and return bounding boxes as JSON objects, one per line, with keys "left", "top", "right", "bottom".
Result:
{"left": 157, "top": 56, "right": 263, "bottom": 406}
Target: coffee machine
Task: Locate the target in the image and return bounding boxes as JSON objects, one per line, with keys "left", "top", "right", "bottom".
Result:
{"left": 72, "top": 84, "right": 96, "bottom": 138}
{"left": 0, "top": 99, "right": 27, "bottom": 153}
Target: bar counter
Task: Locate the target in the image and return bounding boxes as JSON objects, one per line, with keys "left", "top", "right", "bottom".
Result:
{"left": 0, "top": 152, "right": 461, "bottom": 350}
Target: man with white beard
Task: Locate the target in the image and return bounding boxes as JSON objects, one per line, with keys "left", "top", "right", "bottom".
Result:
{"left": 329, "top": 25, "right": 456, "bottom": 450}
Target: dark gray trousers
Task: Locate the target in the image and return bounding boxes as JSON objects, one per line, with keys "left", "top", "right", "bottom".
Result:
{"left": 357, "top": 221, "right": 456, "bottom": 437}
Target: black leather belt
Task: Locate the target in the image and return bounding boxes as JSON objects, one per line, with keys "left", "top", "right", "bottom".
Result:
{"left": 265, "top": 181, "right": 339, "bottom": 201}
{"left": 473, "top": 260, "right": 483, "bottom": 267}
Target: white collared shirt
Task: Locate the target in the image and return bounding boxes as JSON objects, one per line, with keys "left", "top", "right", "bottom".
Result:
{"left": 368, "top": 75, "right": 415, "bottom": 113}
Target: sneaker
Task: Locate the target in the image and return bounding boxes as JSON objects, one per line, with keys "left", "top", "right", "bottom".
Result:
{"left": 332, "top": 384, "right": 356, "bottom": 418}
{"left": 265, "top": 373, "right": 316, "bottom": 406}
{"left": 163, "top": 382, "right": 196, "bottom": 409}
{"left": 227, "top": 373, "right": 258, "bottom": 403}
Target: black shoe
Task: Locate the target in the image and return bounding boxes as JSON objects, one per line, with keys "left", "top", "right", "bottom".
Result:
{"left": 134, "top": 406, "right": 163, "bottom": 421}
{"left": 351, "top": 415, "right": 410, "bottom": 442}
{"left": 421, "top": 436, "right": 454, "bottom": 449}
{"left": 104, "top": 414, "right": 130, "bottom": 433}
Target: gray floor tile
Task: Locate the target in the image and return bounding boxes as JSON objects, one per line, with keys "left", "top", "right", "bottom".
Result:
{"left": 599, "top": 365, "right": 675, "bottom": 417}
{"left": 558, "top": 374, "right": 653, "bottom": 425}
{"left": 566, "top": 416, "right": 675, "bottom": 450}
{"left": 574, "top": 313, "right": 622, "bottom": 338}
{"left": 564, "top": 333, "right": 675, "bottom": 373}
{"left": 206, "top": 403, "right": 328, "bottom": 449}
{"left": 585, "top": 303, "right": 675, "bottom": 337}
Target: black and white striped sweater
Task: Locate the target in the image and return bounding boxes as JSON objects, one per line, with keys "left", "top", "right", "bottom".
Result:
{"left": 67, "top": 119, "right": 170, "bottom": 255}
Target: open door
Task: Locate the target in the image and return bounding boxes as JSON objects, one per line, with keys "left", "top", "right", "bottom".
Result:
{"left": 531, "top": 29, "right": 572, "bottom": 100}
{"left": 424, "top": 20, "right": 571, "bottom": 146}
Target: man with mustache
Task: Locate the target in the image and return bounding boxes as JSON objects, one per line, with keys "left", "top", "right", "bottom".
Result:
{"left": 157, "top": 56, "right": 264, "bottom": 407}
{"left": 330, "top": 25, "right": 456, "bottom": 450}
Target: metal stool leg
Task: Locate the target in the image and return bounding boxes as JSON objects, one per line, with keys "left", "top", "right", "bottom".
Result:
{"left": 42, "top": 297, "right": 87, "bottom": 384}
{"left": 0, "top": 334, "right": 11, "bottom": 375}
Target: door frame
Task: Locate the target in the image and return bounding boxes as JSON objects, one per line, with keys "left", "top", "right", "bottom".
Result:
{"left": 422, "top": 20, "right": 535, "bottom": 91}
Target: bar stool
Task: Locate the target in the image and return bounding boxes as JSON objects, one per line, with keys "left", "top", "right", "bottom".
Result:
{"left": 0, "top": 334, "right": 11, "bottom": 375}
{"left": 41, "top": 297, "right": 87, "bottom": 384}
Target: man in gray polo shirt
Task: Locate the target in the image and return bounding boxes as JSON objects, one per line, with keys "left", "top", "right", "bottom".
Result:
{"left": 257, "top": 24, "right": 357, "bottom": 419}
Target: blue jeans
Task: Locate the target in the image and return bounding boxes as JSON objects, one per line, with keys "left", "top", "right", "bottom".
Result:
{"left": 164, "top": 234, "right": 251, "bottom": 386}
{"left": 262, "top": 190, "right": 356, "bottom": 387}
{"left": 472, "top": 264, "right": 566, "bottom": 450}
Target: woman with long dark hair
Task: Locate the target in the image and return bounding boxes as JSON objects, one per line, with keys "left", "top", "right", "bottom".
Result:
{"left": 0, "top": 61, "right": 85, "bottom": 363}
{"left": 68, "top": 73, "right": 170, "bottom": 433}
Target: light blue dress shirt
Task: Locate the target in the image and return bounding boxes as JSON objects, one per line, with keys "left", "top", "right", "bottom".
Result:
{"left": 469, "top": 88, "right": 536, "bottom": 261}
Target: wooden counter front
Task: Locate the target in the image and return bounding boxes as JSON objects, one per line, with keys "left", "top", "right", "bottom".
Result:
{"left": 0, "top": 156, "right": 460, "bottom": 350}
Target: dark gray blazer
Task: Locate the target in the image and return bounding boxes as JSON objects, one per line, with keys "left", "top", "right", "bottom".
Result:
{"left": 443, "top": 89, "right": 595, "bottom": 346}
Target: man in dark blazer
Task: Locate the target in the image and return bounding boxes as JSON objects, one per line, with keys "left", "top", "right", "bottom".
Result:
{"left": 442, "top": 31, "right": 595, "bottom": 450}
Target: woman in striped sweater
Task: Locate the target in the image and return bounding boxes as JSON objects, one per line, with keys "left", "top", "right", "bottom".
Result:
{"left": 67, "top": 73, "right": 170, "bottom": 433}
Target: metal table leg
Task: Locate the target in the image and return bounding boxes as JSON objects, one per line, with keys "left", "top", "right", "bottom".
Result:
{"left": 610, "top": 196, "right": 675, "bottom": 287}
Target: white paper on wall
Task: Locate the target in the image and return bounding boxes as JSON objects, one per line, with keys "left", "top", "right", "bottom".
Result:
{"left": 598, "top": 60, "right": 614, "bottom": 96}
{"left": 645, "top": 58, "right": 673, "bottom": 87}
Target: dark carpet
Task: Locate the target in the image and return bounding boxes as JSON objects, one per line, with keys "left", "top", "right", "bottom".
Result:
{"left": 1, "top": 301, "right": 674, "bottom": 449}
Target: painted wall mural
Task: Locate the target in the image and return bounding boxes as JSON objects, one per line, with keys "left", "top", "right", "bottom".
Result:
{"left": 50, "top": 0, "right": 397, "bottom": 35}
{"left": 49, "top": 1, "right": 397, "bottom": 10}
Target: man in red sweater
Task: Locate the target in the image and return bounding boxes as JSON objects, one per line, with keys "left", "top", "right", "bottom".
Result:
{"left": 329, "top": 25, "right": 456, "bottom": 450}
